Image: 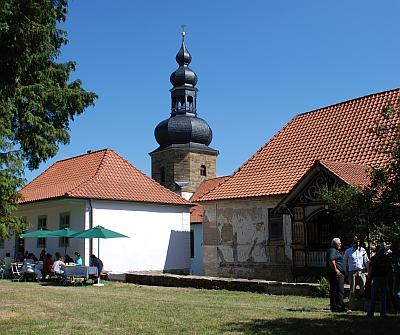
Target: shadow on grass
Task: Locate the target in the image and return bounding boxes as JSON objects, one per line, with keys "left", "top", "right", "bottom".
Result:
{"left": 221, "top": 314, "right": 400, "bottom": 335}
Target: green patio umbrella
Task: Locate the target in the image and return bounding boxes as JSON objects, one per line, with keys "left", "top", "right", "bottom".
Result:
{"left": 46, "top": 228, "right": 79, "bottom": 237}
{"left": 71, "top": 226, "right": 129, "bottom": 286}
{"left": 20, "top": 229, "right": 54, "bottom": 238}
{"left": 71, "top": 226, "right": 128, "bottom": 239}
{"left": 46, "top": 228, "right": 79, "bottom": 256}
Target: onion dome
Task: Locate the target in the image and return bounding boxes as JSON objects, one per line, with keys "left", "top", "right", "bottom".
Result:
{"left": 170, "top": 66, "right": 198, "bottom": 87}
{"left": 169, "top": 32, "right": 198, "bottom": 87}
{"left": 155, "top": 115, "right": 213, "bottom": 147}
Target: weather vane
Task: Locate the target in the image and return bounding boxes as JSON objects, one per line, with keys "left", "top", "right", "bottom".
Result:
{"left": 181, "top": 24, "right": 186, "bottom": 40}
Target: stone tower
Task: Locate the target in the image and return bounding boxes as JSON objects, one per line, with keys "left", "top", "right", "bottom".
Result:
{"left": 150, "top": 31, "right": 218, "bottom": 199}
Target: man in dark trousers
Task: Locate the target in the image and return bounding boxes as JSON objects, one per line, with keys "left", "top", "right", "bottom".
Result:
{"left": 326, "top": 237, "right": 346, "bottom": 312}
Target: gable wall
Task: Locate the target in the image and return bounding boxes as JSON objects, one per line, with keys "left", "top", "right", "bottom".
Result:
{"left": 202, "top": 197, "right": 293, "bottom": 281}
{"left": 90, "top": 200, "right": 191, "bottom": 273}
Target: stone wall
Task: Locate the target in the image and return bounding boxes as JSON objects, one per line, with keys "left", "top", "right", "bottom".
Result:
{"left": 151, "top": 148, "right": 217, "bottom": 193}
{"left": 202, "top": 197, "right": 294, "bottom": 281}
{"left": 121, "top": 273, "right": 319, "bottom": 296}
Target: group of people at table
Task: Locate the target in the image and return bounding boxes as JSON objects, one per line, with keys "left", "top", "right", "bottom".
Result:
{"left": 1, "top": 249, "right": 103, "bottom": 282}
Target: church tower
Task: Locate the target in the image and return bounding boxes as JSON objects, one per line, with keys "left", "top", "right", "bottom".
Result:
{"left": 150, "top": 31, "right": 218, "bottom": 199}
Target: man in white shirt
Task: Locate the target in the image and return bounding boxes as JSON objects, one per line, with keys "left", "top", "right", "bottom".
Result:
{"left": 344, "top": 236, "right": 369, "bottom": 310}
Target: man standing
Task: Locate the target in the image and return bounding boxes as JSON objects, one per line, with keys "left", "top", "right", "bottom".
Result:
{"left": 344, "top": 236, "right": 369, "bottom": 310}
{"left": 326, "top": 237, "right": 346, "bottom": 312}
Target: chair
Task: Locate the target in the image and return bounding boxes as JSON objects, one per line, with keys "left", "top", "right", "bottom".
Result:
{"left": 11, "top": 263, "right": 24, "bottom": 282}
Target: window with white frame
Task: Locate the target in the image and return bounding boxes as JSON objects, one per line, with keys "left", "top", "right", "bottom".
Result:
{"left": 59, "top": 212, "right": 70, "bottom": 248}
{"left": 37, "top": 215, "right": 47, "bottom": 248}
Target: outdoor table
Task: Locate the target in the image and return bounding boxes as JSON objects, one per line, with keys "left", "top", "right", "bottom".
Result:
{"left": 63, "top": 265, "right": 98, "bottom": 281}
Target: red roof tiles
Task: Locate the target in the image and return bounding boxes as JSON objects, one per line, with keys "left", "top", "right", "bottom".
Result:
{"left": 319, "top": 160, "right": 371, "bottom": 188}
{"left": 200, "top": 89, "right": 400, "bottom": 201}
{"left": 190, "top": 176, "right": 230, "bottom": 223}
{"left": 19, "top": 149, "right": 191, "bottom": 206}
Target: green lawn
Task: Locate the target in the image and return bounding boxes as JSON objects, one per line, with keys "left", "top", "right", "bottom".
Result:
{"left": 0, "top": 280, "right": 398, "bottom": 334}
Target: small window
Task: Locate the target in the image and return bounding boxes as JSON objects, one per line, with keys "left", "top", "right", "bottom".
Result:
{"left": 268, "top": 209, "right": 283, "bottom": 240}
{"left": 37, "top": 215, "right": 47, "bottom": 249}
{"left": 190, "top": 230, "right": 195, "bottom": 259}
{"left": 160, "top": 167, "right": 166, "bottom": 183}
{"left": 200, "top": 165, "right": 207, "bottom": 177}
{"left": 0, "top": 237, "right": 4, "bottom": 249}
{"left": 59, "top": 212, "right": 70, "bottom": 248}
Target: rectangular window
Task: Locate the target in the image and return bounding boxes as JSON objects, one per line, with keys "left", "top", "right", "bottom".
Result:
{"left": 190, "top": 230, "right": 195, "bottom": 259}
{"left": 268, "top": 209, "right": 283, "bottom": 241}
{"left": 37, "top": 215, "right": 47, "bottom": 249}
{"left": 59, "top": 212, "right": 70, "bottom": 248}
{"left": 0, "top": 237, "right": 4, "bottom": 249}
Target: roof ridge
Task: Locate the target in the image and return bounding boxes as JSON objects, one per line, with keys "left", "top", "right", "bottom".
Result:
{"left": 19, "top": 148, "right": 109, "bottom": 194}
{"left": 199, "top": 116, "right": 298, "bottom": 201}
{"left": 191, "top": 175, "right": 230, "bottom": 202}
{"left": 51, "top": 148, "right": 109, "bottom": 165}
{"left": 298, "top": 88, "right": 400, "bottom": 117}
{"left": 108, "top": 150, "right": 191, "bottom": 203}
{"left": 66, "top": 149, "right": 110, "bottom": 196}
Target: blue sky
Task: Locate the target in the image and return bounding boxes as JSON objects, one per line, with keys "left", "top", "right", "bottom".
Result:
{"left": 25, "top": 0, "right": 400, "bottom": 182}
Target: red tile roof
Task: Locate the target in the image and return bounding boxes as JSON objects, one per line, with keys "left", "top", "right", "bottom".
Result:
{"left": 200, "top": 89, "right": 400, "bottom": 201}
{"left": 319, "top": 160, "right": 371, "bottom": 188}
{"left": 190, "top": 176, "right": 230, "bottom": 223}
{"left": 19, "top": 149, "right": 191, "bottom": 206}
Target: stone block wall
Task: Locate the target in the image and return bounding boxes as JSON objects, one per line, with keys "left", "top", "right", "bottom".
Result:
{"left": 151, "top": 148, "right": 217, "bottom": 193}
{"left": 202, "top": 197, "right": 294, "bottom": 281}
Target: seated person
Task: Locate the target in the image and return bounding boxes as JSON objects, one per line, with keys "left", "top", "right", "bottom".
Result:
{"left": 42, "top": 253, "right": 53, "bottom": 279}
{"left": 74, "top": 252, "right": 83, "bottom": 266}
{"left": 90, "top": 254, "right": 103, "bottom": 276}
{"left": 64, "top": 254, "right": 74, "bottom": 264}
{"left": 23, "top": 254, "right": 34, "bottom": 265}
{"left": 39, "top": 249, "right": 46, "bottom": 261}
{"left": 51, "top": 255, "right": 65, "bottom": 276}
{"left": 3, "top": 253, "right": 12, "bottom": 277}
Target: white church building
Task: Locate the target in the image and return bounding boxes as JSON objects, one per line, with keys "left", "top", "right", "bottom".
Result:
{"left": 1, "top": 149, "right": 192, "bottom": 274}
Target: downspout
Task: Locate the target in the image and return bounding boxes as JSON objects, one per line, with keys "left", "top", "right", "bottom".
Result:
{"left": 88, "top": 199, "right": 93, "bottom": 255}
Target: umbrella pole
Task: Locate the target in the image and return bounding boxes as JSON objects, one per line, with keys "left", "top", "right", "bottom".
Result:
{"left": 94, "top": 238, "right": 103, "bottom": 287}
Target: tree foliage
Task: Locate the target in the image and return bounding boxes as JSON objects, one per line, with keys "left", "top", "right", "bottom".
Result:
{"left": 322, "top": 99, "right": 400, "bottom": 246}
{"left": 0, "top": 0, "right": 97, "bottom": 238}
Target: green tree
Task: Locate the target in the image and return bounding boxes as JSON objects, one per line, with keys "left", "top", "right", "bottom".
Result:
{"left": 322, "top": 99, "right": 400, "bottom": 246}
{"left": 0, "top": 0, "right": 97, "bottom": 238}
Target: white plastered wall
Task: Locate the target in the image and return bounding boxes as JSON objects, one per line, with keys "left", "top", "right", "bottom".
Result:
{"left": 1, "top": 199, "right": 87, "bottom": 259}
{"left": 90, "top": 200, "right": 191, "bottom": 273}
{"left": 2, "top": 199, "right": 191, "bottom": 274}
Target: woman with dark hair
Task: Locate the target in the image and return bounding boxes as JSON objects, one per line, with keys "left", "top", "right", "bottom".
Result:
{"left": 74, "top": 252, "right": 83, "bottom": 266}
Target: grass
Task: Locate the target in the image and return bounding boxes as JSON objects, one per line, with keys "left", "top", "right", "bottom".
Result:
{"left": 0, "top": 280, "right": 398, "bottom": 334}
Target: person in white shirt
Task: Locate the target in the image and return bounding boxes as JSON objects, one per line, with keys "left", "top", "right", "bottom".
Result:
{"left": 344, "top": 236, "right": 369, "bottom": 310}
{"left": 51, "top": 256, "right": 66, "bottom": 275}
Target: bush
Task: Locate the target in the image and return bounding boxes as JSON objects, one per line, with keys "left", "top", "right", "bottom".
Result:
{"left": 316, "top": 277, "right": 330, "bottom": 297}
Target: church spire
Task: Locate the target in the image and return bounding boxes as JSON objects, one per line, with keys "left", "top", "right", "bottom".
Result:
{"left": 150, "top": 30, "right": 219, "bottom": 194}
{"left": 169, "top": 30, "right": 198, "bottom": 116}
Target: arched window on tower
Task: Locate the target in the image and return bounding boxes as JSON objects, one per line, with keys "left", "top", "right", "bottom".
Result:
{"left": 187, "top": 96, "right": 193, "bottom": 110}
{"left": 172, "top": 97, "right": 177, "bottom": 111}
{"left": 160, "top": 167, "right": 166, "bottom": 183}
{"left": 200, "top": 165, "right": 207, "bottom": 177}
{"left": 178, "top": 96, "right": 185, "bottom": 110}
